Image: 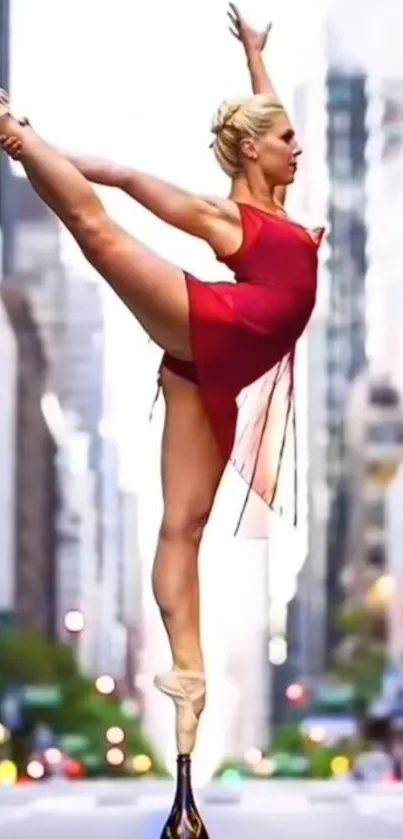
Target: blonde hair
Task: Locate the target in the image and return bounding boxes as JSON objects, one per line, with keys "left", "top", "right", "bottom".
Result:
{"left": 210, "top": 93, "right": 286, "bottom": 178}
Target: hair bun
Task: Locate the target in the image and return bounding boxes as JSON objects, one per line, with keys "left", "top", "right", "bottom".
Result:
{"left": 211, "top": 99, "right": 243, "bottom": 137}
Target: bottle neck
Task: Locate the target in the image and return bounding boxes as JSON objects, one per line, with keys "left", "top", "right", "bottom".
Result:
{"left": 175, "top": 755, "right": 195, "bottom": 805}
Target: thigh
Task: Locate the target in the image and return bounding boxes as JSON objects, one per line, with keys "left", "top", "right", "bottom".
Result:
{"left": 79, "top": 214, "right": 192, "bottom": 360}
{"left": 160, "top": 366, "right": 226, "bottom": 530}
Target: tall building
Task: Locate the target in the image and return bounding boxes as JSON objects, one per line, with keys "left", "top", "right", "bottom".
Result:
{"left": 323, "top": 66, "right": 369, "bottom": 656}
{"left": 61, "top": 272, "right": 104, "bottom": 441}
{"left": 344, "top": 373, "right": 403, "bottom": 602}
{"left": 1, "top": 172, "right": 68, "bottom": 392}
{"left": 0, "top": 0, "right": 9, "bottom": 87}
{"left": 292, "top": 19, "right": 371, "bottom": 674}
{"left": 317, "top": 0, "right": 403, "bottom": 665}
{"left": 56, "top": 422, "right": 99, "bottom": 674}
{"left": 96, "top": 433, "right": 127, "bottom": 679}
{"left": 289, "top": 63, "right": 330, "bottom": 682}
{"left": 1, "top": 286, "right": 59, "bottom": 636}
{"left": 54, "top": 271, "right": 106, "bottom": 649}
{"left": 0, "top": 0, "right": 10, "bottom": 259}
{"left": 0, "top": 294, "right": 17, "bottom": 631}
{"left": 0, "top": 0, "right": 16, "bottom": 634}
{"left": 119, "top": 489, "right": 143, "bottom": 697}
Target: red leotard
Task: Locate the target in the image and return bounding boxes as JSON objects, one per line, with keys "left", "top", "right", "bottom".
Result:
{"left": 162, "top": 202, "right": 324, "bottom": 536}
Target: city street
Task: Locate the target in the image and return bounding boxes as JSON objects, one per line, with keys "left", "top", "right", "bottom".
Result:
{"left": 1, "top": 780, "right": 403, "bottom": 839}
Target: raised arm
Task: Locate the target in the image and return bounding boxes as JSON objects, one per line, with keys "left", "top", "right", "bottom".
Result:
{"left": 57, "top": 151, "right": 223, "bottom": 237}
{"left": 228, "top": 4, "right": 287, "bottom": 206}
{"left": 69, "top": 156, "right": 244, "bottom": 250}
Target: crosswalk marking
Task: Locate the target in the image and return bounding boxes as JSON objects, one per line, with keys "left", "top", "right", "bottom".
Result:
{"left": 135, "top": 794, "right": 173, "bottom": 812}
{"left": 1, "top": 784, "right": 403, "bottom": 822}
{"left": 241, "top": 792, "right": 311, "bottom": 814}
{"left": 27, "top": 796, "right": 98, "bottom": 813}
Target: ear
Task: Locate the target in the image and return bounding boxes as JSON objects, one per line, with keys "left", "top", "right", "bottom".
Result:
{"left": 239, "top": 137, "right": 258, "bottom": 162}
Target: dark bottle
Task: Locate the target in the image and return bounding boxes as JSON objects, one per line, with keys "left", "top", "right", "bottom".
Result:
{"left": 159, "top": 755, "right": 210, "bottom": 839}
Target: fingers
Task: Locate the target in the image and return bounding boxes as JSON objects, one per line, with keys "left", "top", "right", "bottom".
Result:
{"left": 228, "top": 26, "right": 240, "bottom": 40}
{"left": 227, "top": 10, "right": 239, "bottom": 31}
{"left": 228, "top": 2, "right": 240, "bottom": 19}
{"left": 227, "top": 2, "right": 241, "bottom": 35}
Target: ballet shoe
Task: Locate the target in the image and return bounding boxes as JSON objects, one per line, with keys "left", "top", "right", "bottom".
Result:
{"left": 154, "top": 670, "right": 206, "bottom": 755}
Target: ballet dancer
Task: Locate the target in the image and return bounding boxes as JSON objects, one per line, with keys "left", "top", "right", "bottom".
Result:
{"left": 0, "top": 5, "right": 323, "bottom": 757}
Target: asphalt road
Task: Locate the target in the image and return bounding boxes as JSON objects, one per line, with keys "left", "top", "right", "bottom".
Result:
{"left": 1, "top": 779, "right": 403, "bottom": 839}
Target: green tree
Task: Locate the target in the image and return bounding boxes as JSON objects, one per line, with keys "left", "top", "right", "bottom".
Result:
{"left": 271, "top": 723, "right": 306, "bottom": 754}
{"left": 0, "top": 629, "right": 166, "bottom": 776}
{"left": 0, "top": 629, "right": 80, "bottom": 686}
{"left": 68, "top": 692, "right": 167, "bottom": 776}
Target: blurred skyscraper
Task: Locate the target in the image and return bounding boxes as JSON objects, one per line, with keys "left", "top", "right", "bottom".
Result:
{"left": 291, "top": 19, "right": 370, "bottom": 678}
{"left": 323, "top": 66, "right": 369, "bottom": 654}
{"left": 1, "top": 287, "right": 59, "bottom": 635}
{"left": 0, "top": 4, "right": 112, "bottom": 674}
{"left": 0, "top": 0, "right": 10, "bottom": 251}
{"left": 343, "top": 372, "right": 403, "bottom": 607}
{"left": 0, "top": 0, "right": 142, "bottom": 686}
{"left": 0, "top": 292, "right": 17, "bottom": 632}
{"left": 297, "top": 0, "right": 403, "bottom": 678}
{"left": 1, "top": 0, "right": 61, "bottom": 636}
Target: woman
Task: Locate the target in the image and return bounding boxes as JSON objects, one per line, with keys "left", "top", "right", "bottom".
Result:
{"left": 0, "top": 6, "right": 323, "bottom": 755}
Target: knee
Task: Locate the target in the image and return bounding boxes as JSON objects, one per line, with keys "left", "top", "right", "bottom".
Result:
{"left": 159, "top": 508, "right": 210, "bottom": 547}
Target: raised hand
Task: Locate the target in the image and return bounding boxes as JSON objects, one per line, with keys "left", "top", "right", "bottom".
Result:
{"left": 227, "top": 3, "right": 272, "bottom": 54}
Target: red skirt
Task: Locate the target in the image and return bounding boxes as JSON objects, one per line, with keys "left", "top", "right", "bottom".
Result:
{"left": 156, "top": 271, "right": 309, "bottom": 537}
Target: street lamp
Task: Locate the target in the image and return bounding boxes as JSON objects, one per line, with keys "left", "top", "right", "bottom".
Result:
{"left": 95, "top": 675, "right": 115, "bottom": 696}
{"left": 64, "top": 609, "right": 85, "bottom": 634}
{"left": 106, "top": 726, "right": 125, "bottom": 745}
{"left": 106, "top": 747, "right": 125, "bottom": 766}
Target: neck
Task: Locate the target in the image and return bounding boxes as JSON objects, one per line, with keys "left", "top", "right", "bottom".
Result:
{"left": 230, "top": 172, "right": 278, "bottom": 211}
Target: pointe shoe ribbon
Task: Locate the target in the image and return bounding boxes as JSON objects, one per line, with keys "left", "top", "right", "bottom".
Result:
{"left": 154, "top": 670, "right": 206, "bottom": 755}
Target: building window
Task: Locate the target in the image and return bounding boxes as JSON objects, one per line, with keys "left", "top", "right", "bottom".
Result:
{"left": 367, "top": 423, "right": 403, "bottom": 444}
{"left": 369, "top": 383, "right": 399, "bottom": 407}
{"left": 332, "top": 137, "right": 352, "bottom": 159}
{"left": 366, "top": 500, "right": 385, "bottom": 530}
{"left": 332, "top": 157, "right": 352, "bottom": 179}
{"left": 366, "top": 545, "right": 386, "bottom": 569}
{"left": 328, "top": 81, "right": 352, "bottom": 106}
{"left": 331, "top": 112, "right": 351, "bottom": 132}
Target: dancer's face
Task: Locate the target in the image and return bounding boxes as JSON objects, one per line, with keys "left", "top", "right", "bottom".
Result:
{"left": 241, "top": 113, "right": 302, "bottom": 186}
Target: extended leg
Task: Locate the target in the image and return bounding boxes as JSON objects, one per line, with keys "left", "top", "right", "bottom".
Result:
{"left": 0, "top": 110, "right": 191, "bottom": 359}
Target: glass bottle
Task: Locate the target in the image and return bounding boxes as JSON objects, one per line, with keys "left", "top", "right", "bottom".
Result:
{"left": 159, "top": 755, "right": 210, "bottom": 838}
